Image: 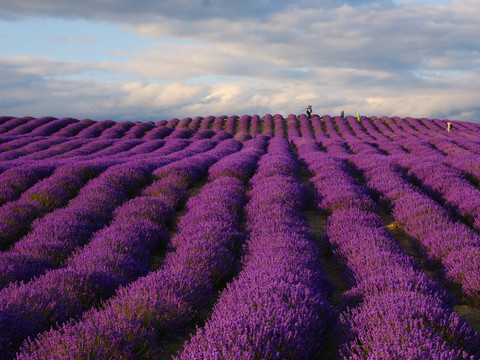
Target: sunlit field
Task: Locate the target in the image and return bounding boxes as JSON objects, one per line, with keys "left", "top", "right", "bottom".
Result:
{"left": 1, "top": 114, "right": 479, "bottom": 359}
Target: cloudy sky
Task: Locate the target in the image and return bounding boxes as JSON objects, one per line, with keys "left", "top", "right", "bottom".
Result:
{"left": 0, "top": 0, "right": 479, "bottom": 122}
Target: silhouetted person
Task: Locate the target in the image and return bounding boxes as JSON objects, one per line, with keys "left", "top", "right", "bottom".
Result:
{"left": 306, "top": 105, "right": 312, "bottom": 119}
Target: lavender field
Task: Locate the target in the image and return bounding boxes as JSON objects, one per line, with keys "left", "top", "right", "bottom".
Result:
{"left": 1, "top": 113, "right": 480, "bottom": 359}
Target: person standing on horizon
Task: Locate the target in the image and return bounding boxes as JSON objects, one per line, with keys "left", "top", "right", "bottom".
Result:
{"left": 357, "top": 113, "right": 361, "bottom": 122}
{"left": 306, "top": 105, "right": 312, "bottom": 119}
{"left": 341, "top": 110, "right": 345, "bottom": 119}
{"left": 446, "top": 121, "right": 452, "bottom": 132}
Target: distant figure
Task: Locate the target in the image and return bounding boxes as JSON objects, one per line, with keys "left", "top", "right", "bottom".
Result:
{"left": 341, "top": 110, "right": 345, "bottom": 119}
{"left": 357, "top": 113, "right": 361, "bottom": 122}
{"left": 306, "top": 105, "right": 312, "bottom": 119}
{"left": 446, "top": 121, "right": 452, "bottom": 132}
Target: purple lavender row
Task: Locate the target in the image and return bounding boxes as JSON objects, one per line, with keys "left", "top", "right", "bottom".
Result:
{"left": 98, "top": 121, "right": 134, "bottom": 139}
{"left": 141, "top": 124, "right": 174, "bottom": 140}
{"left": 381, "top": 116, "right": 415, "bottom": 138}
{"left": 0, "top": 136, "right": 13, "bottom": 151}
{"left": 420, "top": 117, "right": 452, "bottom": 133}
{"left": 0, "top": 162, "right": 161, "bottom": 359}
{"left": 323, "top": 137, "right": 351, "bottom": 158}
{"left": 0, "top": 161, "right": 109, "bottom": 250}
{"left": 427, "top": 137, "right": 472, "bottom": 156}
{"left": 402, "top": 116, "right": 438, "bottom": 138}
{"left": 208, "top": 137, "right": 266, "bottom": 183}
{"left": 0, "top": 138, "right": 68, "bottom": 162}
{"left": 53, "top": 118, "right": 95, "bottom": 137}
{"left": 394, "top": 118, "right": 480, "bottom": 155}
{"left": 0, "top": 136, "right": 44, "bottom": 153}
{"left": 2, "top": 117, "right": 56, "bottom": 135}
{"left": 73, "top": 139, "right": 144, "bottom": 160}
{"left": 445, "top": 154, "right": 480, "bottom": 183}
{"left": 286, "top": 113, "right": 300, "bottom": 140}
{"left": 120, "top": 138, "right": 218, "bottom": 172}
{"left": 175, "top": 117, "right": 192, "bottom": 129}
{"left": 372, "top": 116, "right": 405, "bottom": 141}
{"left": 166, "top": 117, "right": 180, "bottom": 128}
{"left": 29, "top": 117, "right": 78, "bottom": 137}
{"left": 370, "top": 134, "right": 480, "bottom": 229}
{"left": 381, "top": 116, "right": 417, "bottom": 138}
{"left": 42, "top": 137, "right": 169, "bottom": 170}
{"left": 417, "top": 117, "right": 480, "bottom": 143}
{"left": 249, "top": 114, "right": 260, "bottom": 137}
{"left": 310, "top": 115, "right": 329, "bottom": 141}
{"left": 352, "top": 139, "right": 480, "bottom": 300}
{"left": 233, "top": 115, "right": 251, "bottom": 141}
{"left": 48, "top": 138, "right": 116, "bottom": 160}
{"left": 118, "top": 138, "right": 238, "bottom": 186}
{"left": 346, "top": 116, "right": 376, "bottom": 141}
{"left": 365, "top": 118, "right": 480, "bottom": 185}
{"left": 187, "top": 116, "right": 202, "bottom": 131}
{"left": 262, "top": 113, "right": 274, "bottom": 138}
{"left": 395, "top": 153, "right": 480, "bottom": 231}
{"left": 76, "top": 119, "right": 116, "bottom": 138}
{"left": 0, "top": 164, "right": 55, "bottom": 206}
{"left": 1, "top": 162, "right": 157, "bottom": 355}
{"left": 358, "top": 116, "right": 391, "bottom": 142}
{"left": 224, "top": 115, "right": 236, "bottom": 135}
{"left": 1, "top": 138, "right": 233, "bottom": 290}
{"left": 437, "top": 118, "right": 480, "bottom": 138}
{"left": 179, "top": 138, "right": 332, "bottom": 359}
{"left": 438, "top": 135, "right": 480, "bottom": 155}
{"left": 295, "top": 138, "right": 480, "bottom": 358}
{"left": 0, "top": 117, "right": 32, "bottom": 134}
{"left": 324, "top": 115, "right": 344, "bottom": 140}
{"left": 211, "top": 116, "right": 224, "bottom": 132}
{"left": 3, "top": 168, "right": 187, "bottom": 358}
{"left": 445, "top": 119, "right": 480, "bottom": 133}
{"left": 122, "top": 121, "right": 155, "bottom": 139}
{"left": 0, "top": 116, "right": 14, "bottom": 125}
{"left": 0, "top": 141, "right": 233, "bottom": 358}
{"left": 349, "top": 150, "right": 480, "bottom": 305}
{"left": 166, "top": 127, "right": 194, "bottom": 139}
{"left": 198, "top": 115, "right": 215, "bottom": 130}
{"left": 333, "top": 115, "right": 356, "bottom": 140}
{"left": 393, "top": 116, "right": 423, "bottom": 137}
{"left": 298, "top": 113, "right": 315, "bottom": 139}
{"left": 7, "top": 139, "right": 90, "bottom": 162}
{"left": 273, "top": 113, "right": 285, "bottom": 138}
{"left": 2, "top": 137, "right": 108, "bottom": 166}
{"left": 0, "top": 161, "right": 119, "bottom": 287}
{"left": 16, "top": 138, "right": 250, "bottom": 359}
{"left": 116, "top": 139, "right": 164, "bottom": 156}
{"left": 237, "top": 114, "right": 250, "bottom": 133}
{"left": 421, "top": 137, "right": 480, "bottom": 182}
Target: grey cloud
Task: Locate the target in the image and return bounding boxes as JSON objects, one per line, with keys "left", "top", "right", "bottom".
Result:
{"left": 126, "top": 1, "right": 479, "bottom": 78}
{"left": 0, "top": 0, "right": 392, "bottom": 22}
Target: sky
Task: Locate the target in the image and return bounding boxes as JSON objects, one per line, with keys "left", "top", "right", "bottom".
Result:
{"left": 0, "top": 0, "right": 479, "bottom": 122}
